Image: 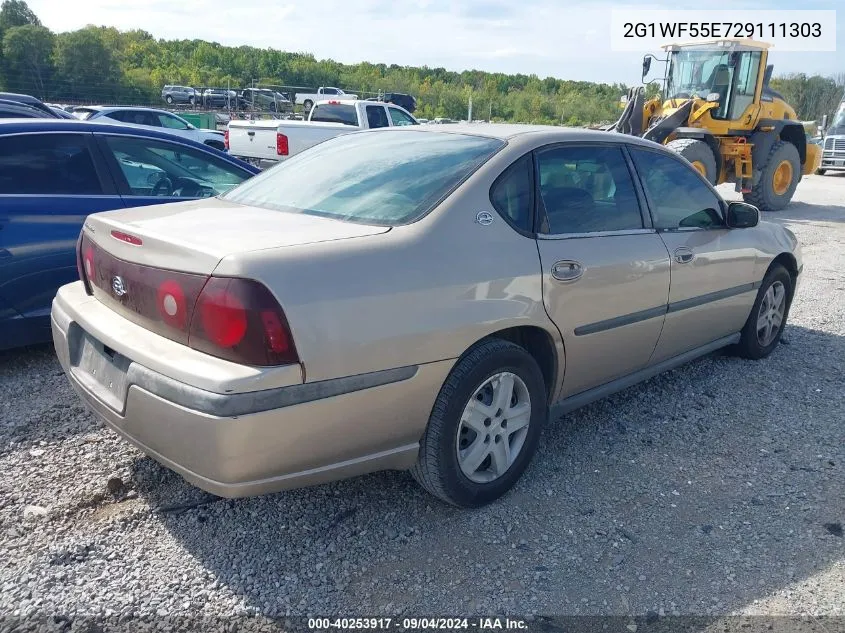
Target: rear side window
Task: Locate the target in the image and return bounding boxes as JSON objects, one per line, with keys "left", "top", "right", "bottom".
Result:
{"left": 0, "top": 133, "right": 102, "bottom": 195}
{"left": 366, "top": 106, "right": 389, "bottom": 129}
{"left": 310, "top": 104, "right": 358, "bottom": 126}
{"left": 490, "top": 154, "right": 533, "bottom": 233}
{"left": 536, "top": 145, "right": 643, "bottom": 234}
{"left": 222, "top": 130, "right": 505, "bottom": 225}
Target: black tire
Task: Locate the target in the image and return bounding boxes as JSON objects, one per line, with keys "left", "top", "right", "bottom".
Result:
{"left": 165, "top": 95, "right": 174, "bottom": 104}
{"left": 411, "top": 338, "right": 547, "bottom": 508}
{"left": 188, "top": 96, "right": 195, "bottom": 106}
{"left": 733, "top": 264, "right": 793, "bottom": 360}
{"left": 743, "top": 141, "right": 801, "bottom": 212}
{"left": 666, "top": 138, "right": 718, "bottom": 184}
{"left": 815, "top": 168, "right": 827, "bottom": 176}
{"left": 303, "top": 99, "right": 313, "bottom": 113}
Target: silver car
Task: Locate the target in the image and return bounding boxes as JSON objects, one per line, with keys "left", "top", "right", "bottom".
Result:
{"left": 161, "top": 85, "right": 196, "bottom": 105}
{"left": 52, "top": 125, "right": 802, "bottom": 508}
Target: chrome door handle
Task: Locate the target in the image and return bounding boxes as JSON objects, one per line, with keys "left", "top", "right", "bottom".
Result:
{"left": 552, "top": 260, "right": 583, "bottom": 282}
{"left": 674, "top": 247, "right": 695, "bottom": 264}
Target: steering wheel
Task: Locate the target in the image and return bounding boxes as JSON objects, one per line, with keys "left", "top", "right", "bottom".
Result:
{"left": 152, "top": 177, "right": 173, "bottom": 197}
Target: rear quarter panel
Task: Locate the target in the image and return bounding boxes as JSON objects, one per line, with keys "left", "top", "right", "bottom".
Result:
{"left": 212, "top": 143, "right": 561, "bottom": 384}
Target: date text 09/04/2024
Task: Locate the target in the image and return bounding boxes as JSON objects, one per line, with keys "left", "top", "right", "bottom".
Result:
{"left": 622, "top": 22, "right": 822, "bottom": 39}
{"left": 307, "top": 617, "right": 529, "bottom": 631}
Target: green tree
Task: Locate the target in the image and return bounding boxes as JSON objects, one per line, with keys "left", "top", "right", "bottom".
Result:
{"left": 0, "top": 0, "right": 40, "bottom": 32}
{"left": 2, "top": 24, "right": 54, "bottom": 96}
{"left": 53, "top": 27, "right": 121, "bottom": 101}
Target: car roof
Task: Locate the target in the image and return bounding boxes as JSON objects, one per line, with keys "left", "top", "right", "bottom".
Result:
{"left": 386, "top": 122, "right": 666, "bottom": 148}
{"left": 0, "top": 118, "right": 259, "bottom": 172}
{"left": 76, "top": 105, "right": 182, "bottom": 116}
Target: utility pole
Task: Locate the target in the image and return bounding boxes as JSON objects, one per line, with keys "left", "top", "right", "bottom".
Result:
{"left": 488, "top": 101, "right": 492, "bottom": 122}
{"left": 468, "top": 95, "right": 473, "bottom": 122}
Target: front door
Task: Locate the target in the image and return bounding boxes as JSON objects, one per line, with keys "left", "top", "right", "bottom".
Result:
{"left": 628, "top": 146, "right": 758, "bottom": 364}
{"left": 533, "top": 143, "right": 671, "bottom": 398}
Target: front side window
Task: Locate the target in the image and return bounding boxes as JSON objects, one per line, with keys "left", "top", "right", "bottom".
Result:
{"left": 158, "top": 113, "right": 189, "bottom": 130}
{"left": 102, "top": 135, "right": 250, "bottom": 197}
{"left": 630, "top": 147, "right": 724, "bottom": 230}
{"left": 222, "top": 130, "right": 505, "bottom": 225}
{"left": 536, "top": 145, "right": 644, "bottom": 234}
{"left": 366, "top": 105, "right": 390, "bottom": 129}
{"left": 388, "top": 107, "right": 418, "bottom": 127}
{"left": 0, "top": 133, "right": 102, "bottom": 195}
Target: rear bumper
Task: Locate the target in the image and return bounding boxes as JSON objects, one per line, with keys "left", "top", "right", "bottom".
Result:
{"left": 51, "top": 283, "right": 451, "bottom": 497}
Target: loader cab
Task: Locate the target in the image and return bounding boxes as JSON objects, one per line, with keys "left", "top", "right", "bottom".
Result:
{"left": 662, "top": 41, "right": 767, "bottom": 123}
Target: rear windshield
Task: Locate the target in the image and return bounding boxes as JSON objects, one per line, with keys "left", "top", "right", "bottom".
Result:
{"left": 310, "top": 104, "right": 359, "bottom": 126}
{"left": 222, "top": 130, "right": 505, "bottom": 225}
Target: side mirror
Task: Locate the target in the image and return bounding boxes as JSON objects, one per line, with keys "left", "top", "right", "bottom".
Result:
{"left": 726, "top": 201, "right": 760, "bottom": 228}
{"left": 706, "top": 92, "right": 721, "bottom": 103}
{"left": 642, "top": 56, "right": 652, "bottom": 79}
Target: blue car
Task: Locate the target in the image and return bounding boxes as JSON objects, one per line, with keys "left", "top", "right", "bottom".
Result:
{"left": 0, "top": 119, "right": 260, "bottom": 351}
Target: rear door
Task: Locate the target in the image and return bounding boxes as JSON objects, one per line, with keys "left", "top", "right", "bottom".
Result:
{"left": 532, "top": 142, "right": 671, "bottom": 397}
{"left": 628, "top": 145, "right": 758, "bottom": 363}
{"left": 94, "top": 133, "right": 253, "bottom": 207}
{"left": 0, "top": 132, "right": 122, "bottom": 324}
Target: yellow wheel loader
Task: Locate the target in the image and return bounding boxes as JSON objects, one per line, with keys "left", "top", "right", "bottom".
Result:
{"left": 609, "top": 39, "right": 821, "bottom": 212}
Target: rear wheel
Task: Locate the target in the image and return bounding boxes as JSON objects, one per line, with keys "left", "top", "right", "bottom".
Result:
{"left": 666, "top": 138, "right": 718, "bottom": 185}
{"left": 303, "top": 99, "right": 313, "bottom": 114}
{"left": 165, "top": 95, "right": 174, "bottom": 104}
{"left": 743, "top": 141, "right": 800, "bottom": 212}
{"left": 411, "top": 339, "right": 547, "bottom": 508}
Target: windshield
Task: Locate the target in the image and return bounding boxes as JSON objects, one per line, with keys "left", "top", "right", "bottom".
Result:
{"left": 829, "top": 102, "right": 845, "bottom": 133}
{"left": 666, "top": 50, "right": 733, "bottom": 101}
{"left": 222, "top": 130, "right": 505, "bottom": 225}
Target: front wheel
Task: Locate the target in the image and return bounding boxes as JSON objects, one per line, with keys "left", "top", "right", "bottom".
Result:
{"left": 303, "top": 99, "right": 313, "bottom": 113}
{"left": 165, "top": 95, "right": 174, "bottom": 104}
{"left": 743, "top": 141, "right": 800, "bottom": 212}
{"left": 733, "top": 264, "right": 792, "bottom": 360}
{"left": 411, "top": 338, "right": 547, "bottom": 508}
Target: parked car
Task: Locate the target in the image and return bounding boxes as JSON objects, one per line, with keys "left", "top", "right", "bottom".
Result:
{"left": 202, "top": 88, "right": 238, "bottom": 109}
{"left": 72, "top": 106, "right": 227, "bottom": 151}
{"left": 0, "top": 119, "right": 259, "bottom": 351}
{"left": 226, "top": 99, "right": 418, "bottom": 164}
{"left": 295, "top": 87, "right": 358, "bottom": 113}
{"left": 0, "top": 92, "right": 62, "bottom": 119}
{"left": 368, "top": 92, "right": 417, "bottom": 113}
{"left": 51, "top": 124, "right": 802, "bottom": 507}
{"left": 161, "top": 85, "right": 197, "bottom": 105}
{"left": 239, "top": 88, "right": 293, "bottom": 113}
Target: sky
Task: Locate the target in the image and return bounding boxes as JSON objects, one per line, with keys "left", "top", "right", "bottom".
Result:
{"left": 27, "top": 0, "right": 844, "bottom": 86}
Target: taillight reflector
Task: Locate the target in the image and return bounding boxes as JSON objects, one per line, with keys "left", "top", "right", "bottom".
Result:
{"left": 276, "top": 132, "right": 289, "bottom": 156}
{"left": 224, "top": 129, "right": 230, "bottom": 150}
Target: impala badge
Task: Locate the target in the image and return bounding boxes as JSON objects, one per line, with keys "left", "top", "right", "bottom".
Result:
{"left": 475, "top": 211, "right": 494, "bottom": 226}
{"left": 112, "top": 276, "right": 127, "bottom": 297}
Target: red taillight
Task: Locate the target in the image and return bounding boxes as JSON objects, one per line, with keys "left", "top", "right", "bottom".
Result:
{"left": 80, "top": 235, "right": 298, "bottom": 367}
{"left": 76, "top": 231, "right": 92, "bottom": 294}
{"left": 188, "top": 277, "right": 298, "bottom": 366}
{"left": 224, "top": 129, "right": 229, "bottom": 150}
{"left": 327, "top": 100, "right": 340, "bottom": 104}
{"left": 276, "top": 132, "right": 289, "bottom": 156}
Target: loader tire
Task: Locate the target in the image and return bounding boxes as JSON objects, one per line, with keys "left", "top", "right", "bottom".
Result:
{"left": 666, "top": 138, "right": 717, "bottom": 185}
{"left": 743, "top": 141, "right": 800, "bottom": 212}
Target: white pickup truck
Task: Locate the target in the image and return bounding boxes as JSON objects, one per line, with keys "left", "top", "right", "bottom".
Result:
{"left": 226, "top": 99, "right": 419, "bottom": 165}
{"left": 295, "top": 87, "right": 358, "bottom": 112}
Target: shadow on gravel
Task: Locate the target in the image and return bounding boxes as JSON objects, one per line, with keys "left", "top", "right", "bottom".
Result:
{"left": 0, "top": 343, "right": 99, "bottom": 456}
{"left": 135, "top": 322, "right": 844, "bottom": 616}
{"left": 762, "top": 200, "right": 845, "bottom": 225}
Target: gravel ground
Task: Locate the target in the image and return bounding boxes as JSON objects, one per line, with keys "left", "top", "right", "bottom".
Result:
{"left": 0, "top": 174, "right": 843, "bottom": 630}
